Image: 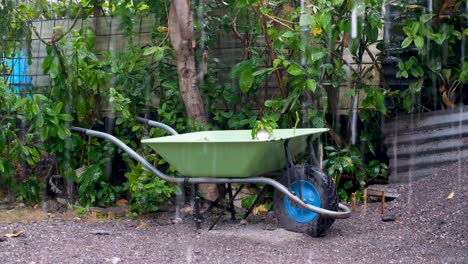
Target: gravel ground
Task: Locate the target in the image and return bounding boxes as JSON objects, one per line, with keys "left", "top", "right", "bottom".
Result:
{"left": 0, "top": 160, "right": 467, "bottom": 264}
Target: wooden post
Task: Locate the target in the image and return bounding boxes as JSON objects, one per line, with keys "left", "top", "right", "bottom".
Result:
{"left": 381, "top": 191, "right": 385, "bottom": 215}
{"left": 363, "top": 188, "right": 368, "bottom": 215}
{"left": 351, "top": 192, "right": 356, "bottom": 212}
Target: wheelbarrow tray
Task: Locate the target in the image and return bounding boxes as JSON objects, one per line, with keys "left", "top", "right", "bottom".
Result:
{"left": 141, "top": 128, "right": 328, "bottom": 177}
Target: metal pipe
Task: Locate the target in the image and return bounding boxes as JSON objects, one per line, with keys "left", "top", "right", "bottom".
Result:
{"left": 136, "top": 117, "right": 179, "bottom": 135}
{"left": 70, "top": 127, "right": 351, "bottom": 219}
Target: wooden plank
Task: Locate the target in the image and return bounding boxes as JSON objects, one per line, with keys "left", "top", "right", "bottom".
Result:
{"left": 366, "top": 184, "right": 400, "bottom": 200}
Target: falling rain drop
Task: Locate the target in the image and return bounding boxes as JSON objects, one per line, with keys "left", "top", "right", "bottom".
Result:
{"left": 351, "top": 7, "right": 358, "bottom": 39}
{"left": 459, "top": 0, "right": 467, "bottom": 187}
{"left": 300, "top": 0, "right": 306, "bottom": 66}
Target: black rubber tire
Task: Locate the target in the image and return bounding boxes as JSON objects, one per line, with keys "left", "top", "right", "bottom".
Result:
{"left": 273, "top": 165, "right": 338, "bottom": 237}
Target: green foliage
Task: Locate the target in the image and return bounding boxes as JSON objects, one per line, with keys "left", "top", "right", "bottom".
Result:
{"left": 0, "top": 0, "right": 180, "bottom": 211}
{"left": 1, "top": 0, "right": 400, "bottom": 210}
{"left": 77, "top": 162, "right": 125, "bottom": 207}
{"left": 251, "top": 116, "right": 279, "bottom": 139}
{"left": 0, "top": 79, "right": 74, "bottom": 202}
{"left": 323, "top": 146, "right": 362, "bottom": 186}
{"left": 16, "top": 177, "right": 46, "bottom": 205}
{"left": 323, "top": 146, "right": 387, "bottom": 201}
{"left": 215, "top": 0, "right": 389, "bottom": 199}
{"left": 241, "top": 194, "right": 258, "bottom": 209}
{"left": 124, "top": 163, "right": 177, "bottom": 215}
{"left": 396, "top": 2, "right": 466, "bottom": 111}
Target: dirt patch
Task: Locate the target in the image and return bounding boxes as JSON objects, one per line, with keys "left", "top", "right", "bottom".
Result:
{"left": 0, "top": 160, "right": 466, "bottom": 263}
{"left": 0, "top": 208, "right": 49, "bottom": 224}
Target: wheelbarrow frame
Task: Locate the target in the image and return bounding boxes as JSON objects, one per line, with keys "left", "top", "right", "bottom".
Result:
{"left": 71, "top": 121, "right": 351, "bottom": 221}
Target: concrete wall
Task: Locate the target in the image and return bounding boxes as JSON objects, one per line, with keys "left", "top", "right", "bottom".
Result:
{"left": 383, "top": 106, "right": 468, "bottom": 183}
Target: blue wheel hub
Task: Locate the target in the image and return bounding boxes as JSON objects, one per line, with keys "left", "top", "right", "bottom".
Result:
{"left": 284, "top": 180, "right": 321, "bottom": 223}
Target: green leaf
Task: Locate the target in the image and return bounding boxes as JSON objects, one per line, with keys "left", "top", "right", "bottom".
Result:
{"left": 401, "top": 37, "right": 412, "bottom": 48}
{"left": 230, "top": 60, "right": 254, "bottom": 78}
{"left": 310, "top": 49, "right": 326, "bottom": 62}
{"left": 333, "top": 0, "right": 344, "bottom": 7}
{"left": 54, "top": 102, "right": 64, "bottom": 113}
{"left": 36, "top": 114, "right": 44, "bottom": 128}
{"left": 367, "top": 25, "right": 378, "bottom": 43}
{"left": 299, "top": 14, "right": 314, "bottom": 27}
{"left": 361, "top": 88, "right": 386, "bottom": 114}
{"left": 0, "top": 132, "right": 5, "bottom": 149}
{"left": 306, "top": 79, "right": 317, "bottom": 93}
{"left": 287, "top": 64, "right": 304, "bottom": 76}
{"left": 420, "top": 14, "right": 433, "bottom": 23}
{"left": 14, "top": 97, "right": 29, "bottom": 109}
{"left": 40, "top": 128, "right": 48, "bottom": 141}
{"left": 59, "top": 114, "right": 74, "bottom": 121}
{"left": 411, "top": 23, "right": 420, "bottom": 36}
{"left": 57, "top": 126, "right": 66, "bottom": 139}
{"left": 281, "top": 31, "right": 295, "bottom": 38}
{"left": 138, "top": 4, "right": 149, "bottom": 11}
{"left": 153, "top": 47, "right": 165, "bottom": 61}
{"left": 451, "top": 30, "right": 462, "bottom": 40}
{"left": 264, "top": 99, "right": 281, "bottom": 108}
{"left": 241, "top": 194, "right": 258, "bottom": 208}
{"left": 317, "top": 12, "right": 331, "bottom": 29}
{"left": 143, "top": 46, "right": 158, "bottom": 56}
{"left": 409, "top": 79, "right": 423, "bottom": 93}
{"left": 414, "top": 36, "right": 424, "bottom": 50}
{"left": 367, "top": 141, "right": 376, "bottom": 155}
{"left": 349, "top": 38, "right": 359, "bottom": 55}
{"left": 116, "top": 117, "right": 125, "bottom": 125}
{"left": 239, "top": 68, "right": 254, "bottom": 93}
{"left": 344, "top": 181, "right": 353, "bottom": 190}
{"left": 273, "top": 58, "right": 282, "bottom": 68}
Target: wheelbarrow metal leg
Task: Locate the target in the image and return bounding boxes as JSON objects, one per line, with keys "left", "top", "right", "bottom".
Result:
{"left": 208, "top": 184, "right": 244, "bottom": 231}
{"left": 227, "top": 184, "right": 236, "bottom": 220}
{"left": 306, "top": 136, "right": 320, "bottom": 167}
{"left": 193, "top": 184, "right": 202, "bottom": 229}
{"left": 243, "top": 185, "right": 270, "bottom": 220}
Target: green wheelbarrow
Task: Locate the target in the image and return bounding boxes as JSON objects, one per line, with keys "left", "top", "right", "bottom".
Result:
{"left": 72, "top": 118, "right": 351, "bottom": 237}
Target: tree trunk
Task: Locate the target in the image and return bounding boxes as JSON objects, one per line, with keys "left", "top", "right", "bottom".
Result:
{"left": 168, "top": 0, "right": 217, "bottom": 201}
{"left": 168, "top": 0, "right": 207, "bottom": 124}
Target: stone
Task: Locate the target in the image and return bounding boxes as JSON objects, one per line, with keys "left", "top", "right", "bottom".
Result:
{"left": 91, "top": 230, "right": 112, "bottom": 235}
{"left": 172, "top": 217, "right": 183, "bottom": 225}
{"left": 382, "top": 214, "right": 397, "bottom": 222}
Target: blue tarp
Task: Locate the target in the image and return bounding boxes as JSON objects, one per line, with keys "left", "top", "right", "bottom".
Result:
{"left": 4, "top": 50, "right": 33, "bottom": 94}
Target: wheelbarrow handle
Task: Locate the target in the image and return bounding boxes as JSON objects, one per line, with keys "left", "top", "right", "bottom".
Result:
{"left": 136, "top": 117, "right": 179, "bottom": 135}
{"left": 70, "top": 126, "right": 88, "bottom": 134}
